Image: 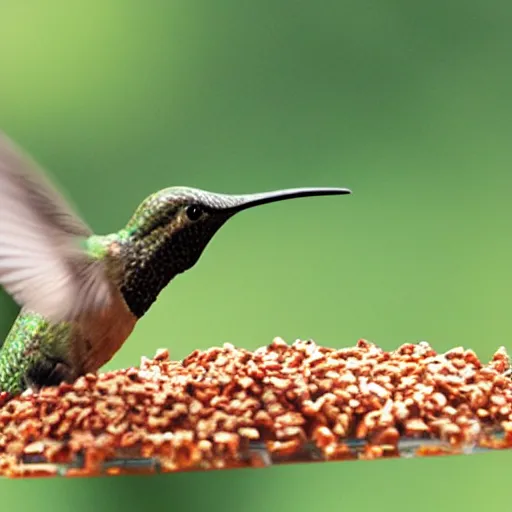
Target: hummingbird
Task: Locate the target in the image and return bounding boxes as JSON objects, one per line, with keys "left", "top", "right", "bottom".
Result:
{"left": 0, "top": 131, "right": 352, "bottom": 396}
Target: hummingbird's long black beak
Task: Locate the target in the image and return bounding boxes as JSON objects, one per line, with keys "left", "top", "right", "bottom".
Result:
{"left": 226, "top": 187, "right": 352, "bottom": 213}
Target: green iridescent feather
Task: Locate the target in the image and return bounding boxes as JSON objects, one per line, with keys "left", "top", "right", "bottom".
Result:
{"left": 0, "top": 311, "right": 72, "bottom": 394}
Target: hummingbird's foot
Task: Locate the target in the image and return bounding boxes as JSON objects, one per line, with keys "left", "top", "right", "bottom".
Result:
{"left": 23, "top": 356, "right": 75, "bottom": 391}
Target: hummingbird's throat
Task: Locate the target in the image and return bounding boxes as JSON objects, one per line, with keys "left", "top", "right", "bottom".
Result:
{"left": 118, "top": 220, "right": 223, "bottom": 318}
{"left": 119, "top": 248, "right": 185, "bottom": 319}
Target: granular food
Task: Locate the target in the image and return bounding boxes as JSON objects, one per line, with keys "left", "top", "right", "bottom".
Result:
{"left": 0, "top": 338, "right": 511, "bottom": 478}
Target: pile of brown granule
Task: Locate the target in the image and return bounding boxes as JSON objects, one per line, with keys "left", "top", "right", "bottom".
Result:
{"left": 0, "top": 338, "right": 511, "bottom": 478}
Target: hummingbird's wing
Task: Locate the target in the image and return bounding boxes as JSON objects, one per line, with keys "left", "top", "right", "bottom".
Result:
{"left": 0, "top": 131, "right": 113, "bottom": 323}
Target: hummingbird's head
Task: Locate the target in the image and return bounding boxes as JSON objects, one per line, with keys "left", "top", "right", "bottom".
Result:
{"left": 119, "top": 186, "right": 351, "bottom": 318}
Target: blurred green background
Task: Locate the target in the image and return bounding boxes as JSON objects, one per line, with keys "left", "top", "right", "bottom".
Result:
{"left": 1, "top": 0, "right": 512, "bottom": 510}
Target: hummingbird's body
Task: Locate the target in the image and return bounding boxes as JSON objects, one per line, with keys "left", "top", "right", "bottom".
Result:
{"left": 0, "top": 233, "right": 137, "bottom": 394}
{"left": 0, "top": 131, "right": 352, "bottom": 395}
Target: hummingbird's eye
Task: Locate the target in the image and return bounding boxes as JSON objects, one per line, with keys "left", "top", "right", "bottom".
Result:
{"left": 185, "top": 204, "right": 203, "bottom": 221}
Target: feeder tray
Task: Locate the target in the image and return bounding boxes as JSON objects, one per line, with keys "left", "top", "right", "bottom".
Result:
{"left": 0, "top": 338, "right": 511, "bottom": 478}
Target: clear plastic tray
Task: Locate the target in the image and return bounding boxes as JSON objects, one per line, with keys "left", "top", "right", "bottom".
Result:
{"left": 5, "top": 428, "right": 511, "bottom": 478}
